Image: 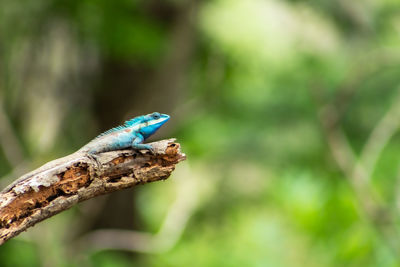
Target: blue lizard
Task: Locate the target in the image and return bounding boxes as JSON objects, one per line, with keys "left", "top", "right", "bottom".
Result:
{"left": 1, "top": 112, "right": 170, "bottom": 193}
{"left": 79, "top": 112, "right": 170, "bottom": 154}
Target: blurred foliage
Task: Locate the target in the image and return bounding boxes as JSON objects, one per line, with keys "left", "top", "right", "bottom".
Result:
{"left": 1, "top": 0, "right": 400, "bottom": 266}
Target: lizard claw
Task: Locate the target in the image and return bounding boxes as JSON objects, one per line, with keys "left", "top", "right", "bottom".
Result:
{"left": 86, "top": 153, "right": 102, "bottom": 170}
{"left": 147, "top": 146, "right": 156, "bottom": 154}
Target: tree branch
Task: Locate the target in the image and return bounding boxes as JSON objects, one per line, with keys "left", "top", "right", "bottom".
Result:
{"left": 0, "top": 139, "right": 186, "bottom": 245}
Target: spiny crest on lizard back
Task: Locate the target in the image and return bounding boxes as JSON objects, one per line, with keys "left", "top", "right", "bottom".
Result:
{"left": 94, "top": 116, "right": 144, "bottom": 139}
{"left": 95, "top": 125, "right": 128, "bottom": 139}
{"left": 124, "top": 115, "right": 146, "bottom": 127}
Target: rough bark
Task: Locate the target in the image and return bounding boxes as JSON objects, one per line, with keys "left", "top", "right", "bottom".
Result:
{"left": 0, "top": 139, "right": 185, "bottom": 245}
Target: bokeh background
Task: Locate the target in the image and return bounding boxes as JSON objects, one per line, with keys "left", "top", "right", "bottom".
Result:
{"left": 1, "top": 0, "right": 400, "bottom": 266}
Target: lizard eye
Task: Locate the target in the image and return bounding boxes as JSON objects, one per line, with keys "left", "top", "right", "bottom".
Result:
{"left": 153, "top": 113, "right": 160, "bottom": 119}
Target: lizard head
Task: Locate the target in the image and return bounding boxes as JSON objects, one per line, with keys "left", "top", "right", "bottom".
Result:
{"left": 138, "top": 112, "right": 170, "bottom": 139}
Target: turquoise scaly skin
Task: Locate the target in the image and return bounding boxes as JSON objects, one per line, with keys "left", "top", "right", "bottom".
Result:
{"left": 79, "top": 112, "right": 170, "bottom": 154}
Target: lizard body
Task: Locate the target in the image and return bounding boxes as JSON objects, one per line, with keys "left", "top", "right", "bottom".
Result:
{"left": 1, "top": 112, "right": 170, "bottom": 193}
{"left": 79, "top": 112, "right": 170, "bottom": 154}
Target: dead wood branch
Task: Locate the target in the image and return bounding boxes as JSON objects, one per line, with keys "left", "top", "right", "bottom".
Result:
{"left": 0, "top": 139, "right": 186, "bottom": 245}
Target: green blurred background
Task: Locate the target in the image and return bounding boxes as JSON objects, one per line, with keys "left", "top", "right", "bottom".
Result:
{"left": 1, "top": 0, "right": 400, "bottom": 266}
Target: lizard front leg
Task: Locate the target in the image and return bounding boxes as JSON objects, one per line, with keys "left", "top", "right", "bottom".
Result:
{"left": 131, "top": 134, "right": 154, "bottom": 152}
